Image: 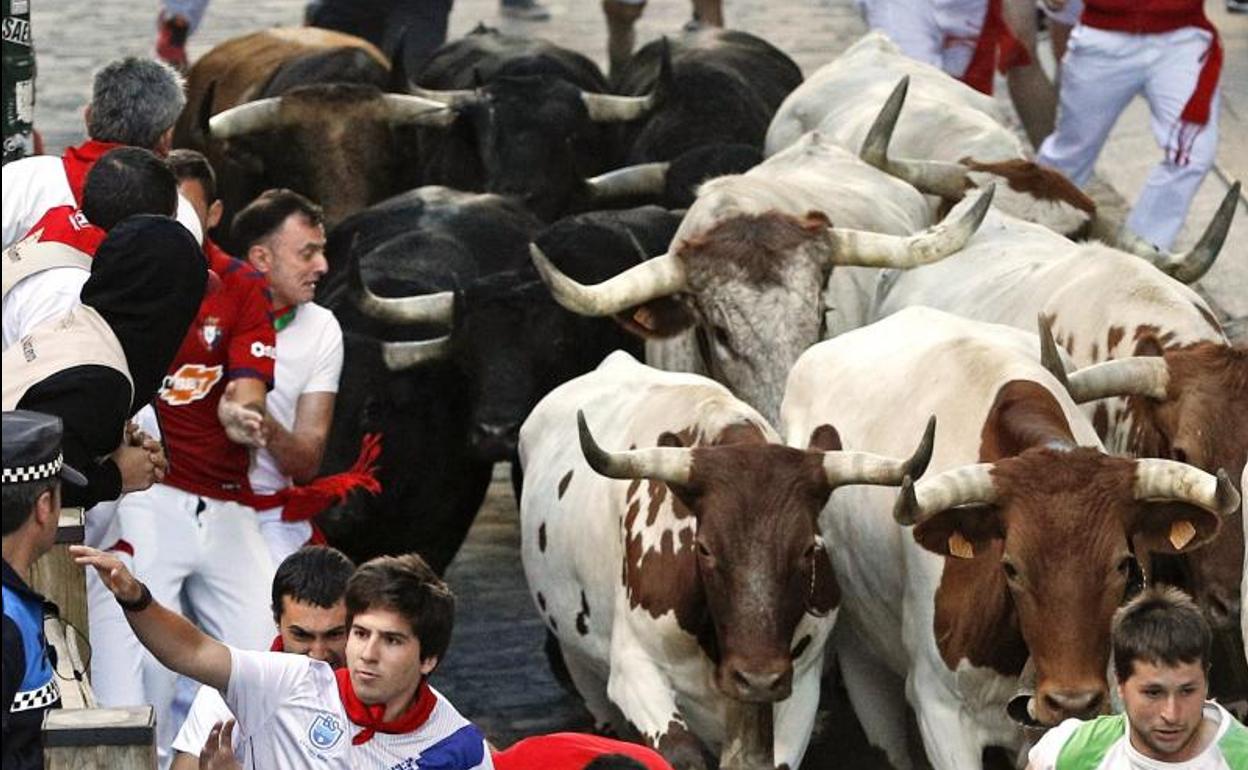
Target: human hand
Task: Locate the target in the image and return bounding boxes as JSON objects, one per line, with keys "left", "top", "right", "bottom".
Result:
{"left": 200, "top": 720, "right": 241, "bottom": 770}
{"left": 69, "top": 545, "right": 144, "bottom": 604}
{"left": 218, "top": 381, "right": 266, "bottom": 448}
{"left": 112, "top": 444, "right": 161, "bottom": 492}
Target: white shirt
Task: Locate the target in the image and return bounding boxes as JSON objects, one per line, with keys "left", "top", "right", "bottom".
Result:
{"left": 1, "top": 153, "right": 204, "bottom": 351}
{"left": 248, "top": 302, "right": 344, "bottom": 497}
{"left": 224, "top": 648, "right": 494, "bottom": 770}
{"left": 1028, "top": 702, "right": 1245, "bottom": 770}
{"left": 171, "top": 684, "right": 236, "bottom": 758}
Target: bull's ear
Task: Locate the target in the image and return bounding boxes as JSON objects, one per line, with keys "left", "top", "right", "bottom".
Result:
{"left": 911, "top": 505, "right": 1003, "bottom": 559}
{"left": 1134, "top": 332, "right": 1166, "bottom": 358}
{"left": 1130, "top": 502, "right": 1222, "bottom": 556}
{"left": 808, "top": 537, "right": 840, "bottom": 617}
{"left": 613, "top": 297, "right": 695, "bottom": 339}
{"left": 806, "top": 424, "right": 842, "bottom": 452}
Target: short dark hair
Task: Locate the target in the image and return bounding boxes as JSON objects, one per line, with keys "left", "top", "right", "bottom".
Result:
{"left": 166, "top": 148, "right": 218, "bottom": 203}
{"left": 345, "top": 554, "right": 454, "bottom": 664}
{"left": 231, "top": 189, "right": 323, "bottom": 253}
{"left": 1, "top": 480, "right": 57, "bottom": 536}
{"left": 1112, "top": 585, "right": 1211, "bottom": 683}
{"left": 271, "top": 545, "right": 356, "bottom": 622}
{"left": 584, "top": 756, "right": 649, "bottom": 770}
{"left": 87, "top": 57, "right": 185, "bottom": 149}
{"left": 82, "top": 147, "right": 178, "bottom": 231}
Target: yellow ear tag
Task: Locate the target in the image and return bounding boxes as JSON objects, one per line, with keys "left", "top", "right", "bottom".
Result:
{"left": 632, "top": 307, "right": 656, "bottom": 331}
{"left": 1168, "top": 520, "right": 1196, "bottom": 551}
{"left": 948, "top": 531, "right": 975, "bottom": 559}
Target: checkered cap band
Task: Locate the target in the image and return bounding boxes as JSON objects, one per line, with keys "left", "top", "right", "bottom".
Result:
{"left": 9, "top": 677, "right": 60, "bottom": 712}
{"left": 1, "top": 452, "right": 63, "bottom": 484}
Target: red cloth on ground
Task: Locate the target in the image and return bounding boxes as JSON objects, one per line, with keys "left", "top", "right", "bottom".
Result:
{"left": 492, "top": 732, "right": 676, "bottom": 770}
{"left": 334, "top": 669, "right": 436, "bottom": 745}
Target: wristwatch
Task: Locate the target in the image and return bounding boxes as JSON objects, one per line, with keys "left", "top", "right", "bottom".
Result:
{"left": 117, "top": 582, "right": 153, "bottom": 613}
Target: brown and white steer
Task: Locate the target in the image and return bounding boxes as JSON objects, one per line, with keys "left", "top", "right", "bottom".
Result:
{"left": 530, "top": 131, "right": 993, "bottom": 425}
{"left": 764, "top": 32, "right": 1096, "bottom": 239}
{"left": 780, "top": 308, "right": 1240, "bottom": 770}
{"left": 519, "top": 350, "right": 933, "bottom": 770}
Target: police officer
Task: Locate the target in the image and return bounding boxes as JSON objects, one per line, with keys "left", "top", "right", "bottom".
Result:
{"left": 1, "top": 409, "right": 87, "bottom": 770}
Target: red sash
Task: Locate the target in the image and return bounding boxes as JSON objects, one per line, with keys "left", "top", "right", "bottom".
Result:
{"left": 235, "top": 433, "right": 383, "bottom": 524}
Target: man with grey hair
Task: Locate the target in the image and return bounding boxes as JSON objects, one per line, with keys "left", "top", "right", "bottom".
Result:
{"left": 1, "top": 55, "right": 200, "bottom": 250}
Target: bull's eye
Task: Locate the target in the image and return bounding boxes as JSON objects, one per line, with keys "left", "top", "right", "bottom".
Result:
{"left": 1116, "top": 556, "right": 1134, "bottom": 578}
{"left": 1170, "top": 447, "right": 1188, "bottom": 463}
{"left": 713, "top": 326, "right": 731, "bottom": 348}
{"left": 804, "top": 541, "right": 819, "bottom": 561}
{"left": 695, "top": 540, "right": 713, "bottom": 559}
{"left": 1001, "top": 559, "right": 1020, "bottom": 583}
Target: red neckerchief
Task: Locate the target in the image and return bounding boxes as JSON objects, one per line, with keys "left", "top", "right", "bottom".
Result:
{"left": 61, "top": 140, "right": 124, "bottom": 207}
{"left": 270, "top": 635, "right": 285, "bottom": 652}
{"left": 22, "top": 205, "right": 107, "bottom": 255}
{"left": 958, "top": 0, "right": 1032, "bottom": 95}
{"left": 335, "top": 668, "right": 435, "bottom": 745}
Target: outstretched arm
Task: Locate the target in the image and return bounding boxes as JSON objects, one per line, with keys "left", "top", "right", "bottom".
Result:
{"left": 70, "top": 546, "right": 231, "bottom": 691}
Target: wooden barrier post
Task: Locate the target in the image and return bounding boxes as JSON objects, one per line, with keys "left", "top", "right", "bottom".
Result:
{"left": 42, "top": 706, "right": 156, "bottom": 770}
{"left": 29, "top": 507, "right": 88, "bottom": 641}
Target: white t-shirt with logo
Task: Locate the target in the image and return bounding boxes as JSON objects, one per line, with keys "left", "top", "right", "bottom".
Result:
{"left": 1028, "top": 702, "right": 1247, "bottom": 770}
{"left": 225, "top": 648, "right": 494, "bottom": 770}
{"left": 248, "top": 302, "right": 343, "bottom": 498}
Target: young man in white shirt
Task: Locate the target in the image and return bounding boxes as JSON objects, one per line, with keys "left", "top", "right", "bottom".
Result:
{"left": 1026, "top": 585, "right": 1248, "bottom": 770}
{"left": 75, "top": 546, "right": 493, "bottom": 770}
{"left": 170, "top": 545, "right": 354, "bottom": 770}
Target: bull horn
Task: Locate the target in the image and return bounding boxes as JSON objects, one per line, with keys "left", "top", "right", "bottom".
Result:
{"left": 584, "top": 162, "right": 671, "bottom": 204}
{"left": 823, "top": 416, "right": 936, "bottom": 488}
{"left": 860, "top": 76, "right": 972, "bottom": 199}
{"left": 530, "top": 243, "right": 687, "bottom": 317}
{"left": 1134, "top": 461, "right": 1240, "bottom": 515}
{"left": 577, "top": 410, "right": 693, "bottom": 485}
{"left": 1062, "top": 357, "right": 1169, "bottom": 403}
{"left": 382, "top": 336, "right": 452, "bottom": 370}
{"left": 892, "top": 463, "right": 997, "bottom": 526}
{"left": 208, "top": 97, "right": 284, "bottom": 139}
{"left": 1037, "top": 314, "right": 1071, "bottom": 389}
{"left": 824, "top": 184, "right": 994, "bottom": 268}
{"left": 580, "top": 91, "right": 658, "bottom": 123}
{"left": 406, "top": 86, "right": 479, "bottom": 109}
{"left": 1113, "top": 182, "right": 1240, "bottom": 284}
{"left": 350, "top": 261, "right": 455, "bottom": 326}
{"left": 382, "top": 94, "right": 458, "bottom": 128}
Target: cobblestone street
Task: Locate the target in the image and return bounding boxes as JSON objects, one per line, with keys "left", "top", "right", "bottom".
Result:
{"left": 19, "top": 0, "right": 1247, "bottom": 766}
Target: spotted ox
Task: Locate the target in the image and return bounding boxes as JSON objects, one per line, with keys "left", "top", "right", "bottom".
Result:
{"left": 530, "top": 131, "right": 994, "bottom": 425}
{"left": 520, "top": 350, "right": 933, "bottom": 770}
{"left": 173, "top": 28, "right": 451, "bottom": 243}
{"left": 765, "top": 33, "right": 1103, "bottom": 243}
{"left": 780, "top": 307, "right": 1240, "bottom": 770}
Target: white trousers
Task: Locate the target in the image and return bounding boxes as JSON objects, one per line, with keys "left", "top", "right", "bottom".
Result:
{"left": 255, "top": 506, "right": 314, "bottom": 566}
{"left": 116, "top": 483, "right": 276, "bottom": 767}
{"left": 1037, "top": 25, "right": 1220, "bottom": 250}
{"left": 858, "top": 0, "right": 988, "bottom": 79}
{"left": 85, "top": 499, "right": 148, "bottom": 707}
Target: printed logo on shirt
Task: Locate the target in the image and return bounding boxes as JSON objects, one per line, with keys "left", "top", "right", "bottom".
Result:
{"left": 159, "top": 364, "right": 224, "bottom": 406}
{"left": 199, "top": 316, "right": 222, "bottom": 351}
{"left": 307, "top": 712, "right": 344, "bottom": 751}
{"left": 250, "top": 341, "right": 277, "bottom": 360}
{"left": 5, "top": 229, "right": 43, "bottom": 263}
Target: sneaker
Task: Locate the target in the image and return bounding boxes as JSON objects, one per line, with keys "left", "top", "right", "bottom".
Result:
{"left": 155, "top": 13, "right": 190, "bottom": 72}
{"left": 1229, "top": 0, "right": 1248, "bottom": 13}
{"left": 500, "top": 0, "right": 551, "bottom": 21}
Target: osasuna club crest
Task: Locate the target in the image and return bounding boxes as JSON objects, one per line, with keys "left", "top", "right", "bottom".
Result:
{"left": 199, "top": 316, "right": 221, "bottom": 350}
{"left": 308, "top": 712, "right": 344, "bottom": 751}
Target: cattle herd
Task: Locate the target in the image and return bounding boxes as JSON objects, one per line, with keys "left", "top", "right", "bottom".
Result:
{"left": 180, "top": 20, "right": 1244, "bottom": 770}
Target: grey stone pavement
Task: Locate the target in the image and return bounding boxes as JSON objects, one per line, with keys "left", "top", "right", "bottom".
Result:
{"left": 17, "top": 0, "right": 1246, "bottom": 765}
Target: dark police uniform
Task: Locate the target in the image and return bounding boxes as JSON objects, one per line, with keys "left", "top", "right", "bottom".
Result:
{"left": 1, "top": 409, "right": 86, "bottom": 770}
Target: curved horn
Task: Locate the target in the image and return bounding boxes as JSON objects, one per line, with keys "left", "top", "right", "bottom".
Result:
{"left": 382, "top": 336, "right": 452, "bottom": 370}
{"left": 577, "top": 410, "right": 693, "bottom": 484}
{"left": 381, "top": 94, "right": 458, "bottom": 128}
{"left": 824, "top": 184, "right": 994, "bottom": 268}
{"left": 530, "top": 243, "right": 687, "bottom": 317}
{"left": 822, "top": 416, "right": 936, "bottom": 488}
{"left": 584, "top": 162, "right": 671, "bottom": 204}
{"left": 580, "top": 91, "right": 658, "bottom": 123}
{"left": 1063, "top": 357, "right": 1169, "bottom": 403}
{"left": 406, "top": 85, "right": 479, "bottom": 109}
{"left": 860, "top": 76, "right": 972, "bottom": 199}
{"left": 1134, "top": 461, "right": 1241, "bottom": 515}
{"left": 892, "top": 463, "right": 997, "bottom": 525}
{"left": 208, "top": 97, "right": 284, "bottom": 139}
{"left": 1037, "top": 314, "right": 1071, "bottom": 389}
{"left": 350, "top": 262, "right": 454, "bottom": 326}
{"left": 1114, "top": 182, "right": 1240, "bottom": 284}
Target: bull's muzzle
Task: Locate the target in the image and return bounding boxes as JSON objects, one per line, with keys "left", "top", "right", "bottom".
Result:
{"left": 720, "top": 659, "right": 793, "bottom": 703}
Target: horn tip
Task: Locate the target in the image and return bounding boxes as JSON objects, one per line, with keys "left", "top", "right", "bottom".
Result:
{"left": 577, "top": 410, "right": 609, "bottom": 475}
{"left": 1215, "top": 468, "right": 1241, "bottom": 514}
{"left": 893, "top": 475, "right": 919, "bottom": 525}
{"left": 906, "top": 417, "right": 936, "bottom": 480}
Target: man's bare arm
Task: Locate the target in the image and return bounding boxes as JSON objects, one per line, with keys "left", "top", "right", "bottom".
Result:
{"left": 219, "top": 378, "right": 268, "bottom": 448}
{"left": 71, "top": 546, "right": 231, "bottom": 691}
{"left": 262, "top": 391, "right": 334, "bottom": 483}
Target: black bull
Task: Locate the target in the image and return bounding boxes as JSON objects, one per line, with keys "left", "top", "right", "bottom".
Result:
{"left": 313, "top": 188, "right": 680, "bottom": 570}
